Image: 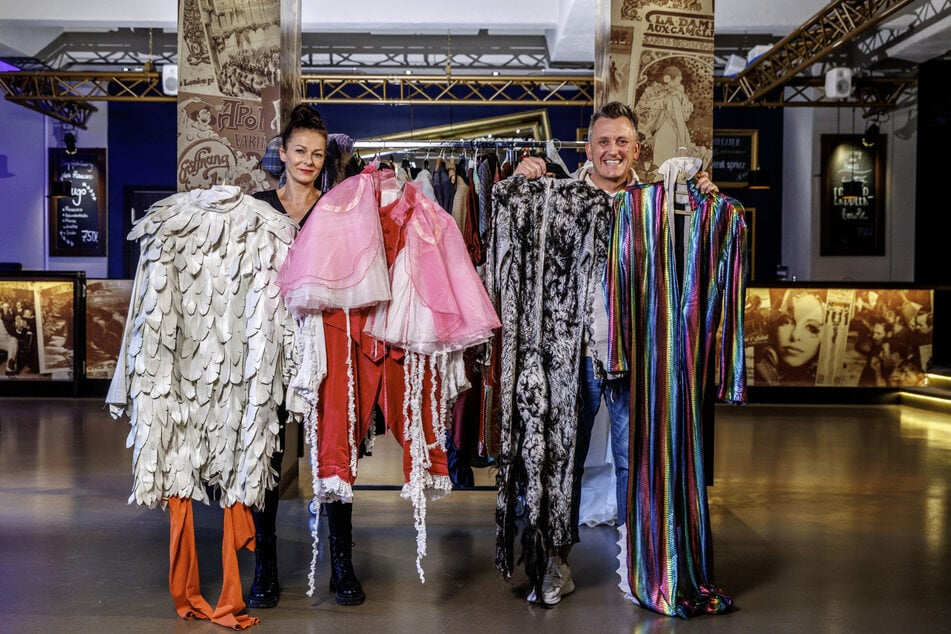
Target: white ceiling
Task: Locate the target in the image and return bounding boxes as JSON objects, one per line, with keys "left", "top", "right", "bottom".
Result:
{"left": 0, "top": 0, "right": 859, "bottom": 60}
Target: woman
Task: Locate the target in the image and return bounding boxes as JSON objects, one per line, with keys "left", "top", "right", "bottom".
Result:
{"left": 635, "top": 65, "right": 694, "bottom": 169}
{"left": 248, "top": 104, "right": 367, "bottom": 608}
{"left": 755, "top": 289, "right": 827, "bottom": 386}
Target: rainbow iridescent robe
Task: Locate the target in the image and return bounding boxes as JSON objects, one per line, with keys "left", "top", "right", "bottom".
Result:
{"left": 606, "top": 158, "right": 747, "bottom": 618}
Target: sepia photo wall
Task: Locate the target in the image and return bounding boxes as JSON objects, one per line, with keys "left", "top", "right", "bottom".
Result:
{"left": 0, "top": 279, "right": 77, "bottom": 381}
{"left": 596, "top": 0, "right": 715, "bottom": 181}
{"left": 85, "top": 280, "right": 133, "bottom": 380}
{"left": 176, "top": 0, "right": 301, "bottom": 193}
{"left": 744, "top": 287, "right": 934, "bottom": 388}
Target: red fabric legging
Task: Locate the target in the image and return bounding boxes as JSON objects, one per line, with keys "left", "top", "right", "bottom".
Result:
{"left": 317, "top": 309, "right": 448, "bottom": 487}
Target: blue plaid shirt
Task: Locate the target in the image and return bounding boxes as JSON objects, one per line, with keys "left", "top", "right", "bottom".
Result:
{"left": 261, "top": 136, "right": 285, "bottom": 186}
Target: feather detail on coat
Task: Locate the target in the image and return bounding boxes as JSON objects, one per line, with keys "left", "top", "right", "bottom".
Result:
{"left": 107, "top": 185, "right": 299, "bottom": 511}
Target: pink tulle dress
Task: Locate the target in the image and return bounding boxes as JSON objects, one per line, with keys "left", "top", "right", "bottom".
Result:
{"left": 276, "top": 171, "right": 391, "bottom": 314}
{"left": 365, "top": 180, "right": 500, "bottom": 354}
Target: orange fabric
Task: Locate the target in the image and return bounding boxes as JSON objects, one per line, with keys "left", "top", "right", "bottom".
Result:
{"left": 167, "top": 497, "right": 213, "bottom": 621}
{"left": 211, "top": 503, "right": 259, "bottom": 630}
{"left": 166, "top": 497, "right": 260, "bottom": 630}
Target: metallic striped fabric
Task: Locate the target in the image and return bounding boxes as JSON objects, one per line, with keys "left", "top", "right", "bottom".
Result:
{"left": 605, "top": 175, "right": 747, "bottom": 618}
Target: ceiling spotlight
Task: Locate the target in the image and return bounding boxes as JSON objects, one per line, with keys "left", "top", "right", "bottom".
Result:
{"left": 862, "top": 123, "right": 880, "bottom": 147}
{"left": 64, "top": 132, "right": 78, "bottom": 155}
{"left": 48, "top": 180, "right": 72, "bottom": 199}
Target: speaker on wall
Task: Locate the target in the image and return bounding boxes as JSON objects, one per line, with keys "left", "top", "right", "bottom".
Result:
{"left": 825, "top": 67, "right": 852, "bottom": 99}
{"left": 161, "top": 64, "right": 178, "bottom": 96}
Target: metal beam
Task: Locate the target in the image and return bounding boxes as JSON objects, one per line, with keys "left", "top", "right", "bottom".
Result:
{"left": 0, "top": 69, "right": 168, "bottom": 127}
{"left": 718, "top": 0, "right": 917, "bottom": 105}
{"left": 0, "top": 69, "right": 917, "bottom": 129}
{"left": 301, "top": 74, "right": 595, "bottom": 106}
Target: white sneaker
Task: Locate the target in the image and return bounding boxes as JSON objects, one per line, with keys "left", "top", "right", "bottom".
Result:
{"left": 526, "top": 556, "right": 575, "bottom": 605}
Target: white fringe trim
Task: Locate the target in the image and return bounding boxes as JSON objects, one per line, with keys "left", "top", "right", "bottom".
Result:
{"left": 398, "top": 351, "right": 455, "bottom": 583}
{"left": 305, "top": 381, "right": 321, "bottom": 598}
{"left": 345, "top": 308, "right": 358, "bottom": 477}
{"left": 615, "top": 523, "right": 640, "bottom": 605}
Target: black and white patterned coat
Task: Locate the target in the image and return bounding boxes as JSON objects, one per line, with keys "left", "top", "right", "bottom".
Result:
{"left": 486, "top": 176, "right": 612, "bottom": 591}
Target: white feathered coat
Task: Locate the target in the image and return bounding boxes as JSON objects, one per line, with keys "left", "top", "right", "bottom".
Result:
{"left": 106, "top": 186, "right": 301, "bottom": 510}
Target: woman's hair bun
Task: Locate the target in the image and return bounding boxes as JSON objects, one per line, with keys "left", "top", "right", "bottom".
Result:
{"left": 290, "top": 103, "right": 322, "bottom": 125}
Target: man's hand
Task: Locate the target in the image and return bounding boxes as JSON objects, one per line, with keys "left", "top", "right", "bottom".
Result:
{"left": 512, "top": 156, "right": 550, "bottom": 180}
{"left": 695, "top": 170, "right": 719, "bottom": 195}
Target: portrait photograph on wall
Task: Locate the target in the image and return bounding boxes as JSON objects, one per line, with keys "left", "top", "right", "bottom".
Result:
{"left": 85, "top": 279, "right": 133, "bottom": 380}
{"left": 744, "top": 287, "right": 932, "bottom": 388}
{"left": 820, "top": 134, "right": 886, "bottom": 256}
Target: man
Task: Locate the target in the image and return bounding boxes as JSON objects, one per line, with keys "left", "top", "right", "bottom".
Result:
{"left": 512, "top": 101, "right": 719, "bottom": 606}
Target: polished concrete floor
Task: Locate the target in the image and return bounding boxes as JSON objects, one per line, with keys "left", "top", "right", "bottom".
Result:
{"left": 2, "top": 397, "right": 950, "bottom": 633}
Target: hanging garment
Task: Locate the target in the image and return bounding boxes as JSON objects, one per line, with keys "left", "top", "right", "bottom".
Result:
{"left": 605, "top": 158, "right": 747, "bottom": 618}
{"left": 432, "top": 159, "right": 455, "bottom": 213}
{"left": 476, "top": 154, "right": 498, "bottom": 240}
{"left": 276, "top": 171, "right": 391, "bottom": 313}
{"left": 463, "top": 165, "right": 484, "bottom": 266}
{"left": 450, "top": 167, "right": 470, "bottom": 233}
{"left": 365, "top": 180, "right": 500, "bottom": 355}
{"left": 107, "top": 185, "right": 300, "bottom": 510}
{"left": 486, "top": 175, "right": 612, "bottom": 599}
{"left": 278, "top": 165, "right": 499, "bottom": 590}
{"left": 106, "top": 185, "right": 299, "bottom": 627}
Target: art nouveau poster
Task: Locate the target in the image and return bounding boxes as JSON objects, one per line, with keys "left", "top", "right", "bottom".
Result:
{"left": 598, "top": 1, "right": 715, "bottom": 181}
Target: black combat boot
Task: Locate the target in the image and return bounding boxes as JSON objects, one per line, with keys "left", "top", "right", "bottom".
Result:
{"left": 248, "top": 483, "right": 280, "bottom": 608}
{"left": 325, "top": 501, "right": 365, "bottom": 606}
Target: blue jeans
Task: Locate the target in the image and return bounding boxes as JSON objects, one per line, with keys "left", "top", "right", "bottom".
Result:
{"left": 572, "top": 356, "right": 630, "bottom": 539}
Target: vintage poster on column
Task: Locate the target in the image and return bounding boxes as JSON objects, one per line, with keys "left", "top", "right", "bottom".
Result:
{"left": 176, "top": 0, "right": 282, "bottom": 193}
{"left": 604, "top": 1, "right": 714, "bottom": 180}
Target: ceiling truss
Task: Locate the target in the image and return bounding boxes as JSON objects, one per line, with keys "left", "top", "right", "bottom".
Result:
{"left": 716, "top": 0, "right": 920, "bottom": 106}
{"left": 3, "top": 0, "right": 946, "bottom": 128}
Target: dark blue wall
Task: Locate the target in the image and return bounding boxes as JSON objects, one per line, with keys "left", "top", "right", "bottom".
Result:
{"left": 713, "top": 107, "right": 785, "bottom": 282}
{"left": 107, "top": 101, "right": 178, "bottom": 278}
{"left": 105, "top": 99, "right": 783, "bottom": 280}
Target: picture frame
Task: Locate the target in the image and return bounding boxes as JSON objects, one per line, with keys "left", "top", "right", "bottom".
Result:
{"left": 48, "top": 148, "right": 107, "bottom": 257}
{"left": 84, "top": 279, "right": 133, "bottom": 381}
{"left": 122, "top": 186, "right": 177, "bottom": 277}
{"left": 820, "top": 134, "right": 886, "bottom": 256}
{"left": 0, "top": 271, "right": 84, "bottom": 396}
{"left": 712, "top": 129, "right": 758, "bottom": 189}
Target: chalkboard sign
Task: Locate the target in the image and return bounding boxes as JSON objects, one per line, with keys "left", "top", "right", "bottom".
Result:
{"left": 48, "top": 148, "right": 107, "bottom": 257}
{"left": 820, "top": 134, "right": 885, "bottom": 256}
{"left": 711, "top": 129, "right": 758, "bottom": 188}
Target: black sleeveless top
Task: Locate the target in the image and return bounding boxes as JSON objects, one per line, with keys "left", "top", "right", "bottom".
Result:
{"left": 252, "top": 189, "right": 316, "bottom": 227}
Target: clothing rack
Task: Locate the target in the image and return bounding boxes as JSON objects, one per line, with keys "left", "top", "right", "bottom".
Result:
{"left": 353, "top": 137, "right": 586, "bottom": 159}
